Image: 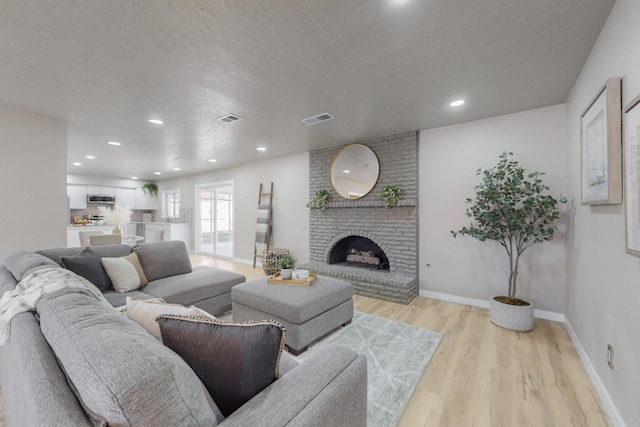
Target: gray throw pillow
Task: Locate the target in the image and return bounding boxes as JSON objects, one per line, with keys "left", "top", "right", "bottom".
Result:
{"left": 4, "top": 250, "right": 60, "bottom": 281}
{"left": 157, "top": 315, "right": 286, "bottom": 417}
{"left": 133, "top": 241, "right": 192, "bottom": 282}
{"left": 59, "top": 247, "right": 112, "bottom": 292}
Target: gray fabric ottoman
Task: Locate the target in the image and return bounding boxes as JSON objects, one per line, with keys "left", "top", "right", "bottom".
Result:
{"left": 232, "top": 276, "right": 353, "bottom": 355}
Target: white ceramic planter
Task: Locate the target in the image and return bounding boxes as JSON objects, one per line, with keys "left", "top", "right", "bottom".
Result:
{"left": 490, "top": 297, "right": 534, "bottom": 332}
{"left": 281, "top": 269, "right": 293, "bottom": 279}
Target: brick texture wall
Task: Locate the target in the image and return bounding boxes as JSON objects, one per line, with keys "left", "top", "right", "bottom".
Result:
{"left": 307, "top": 131, "right": 419, "bottom": 301}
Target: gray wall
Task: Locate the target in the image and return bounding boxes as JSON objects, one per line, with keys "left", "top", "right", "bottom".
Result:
{"left": 0, "top": 105, "right": 67, "bottom": 262}
{"left": 565, "top": 0, "right": 640, "bottom": 424}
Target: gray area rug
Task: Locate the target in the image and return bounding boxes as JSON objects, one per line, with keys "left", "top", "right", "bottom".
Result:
{"left": 296, "top": 311, "right": 442, "bottom": 427}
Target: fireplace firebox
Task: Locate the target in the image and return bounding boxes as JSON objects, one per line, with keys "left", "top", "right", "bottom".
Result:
{"left": 329, "top": 236, "right": 389, "bottom": 270}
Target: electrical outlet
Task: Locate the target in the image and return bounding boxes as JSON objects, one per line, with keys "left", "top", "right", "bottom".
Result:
{"left": 607, "top": 344, "right": 614, "bottom": 369}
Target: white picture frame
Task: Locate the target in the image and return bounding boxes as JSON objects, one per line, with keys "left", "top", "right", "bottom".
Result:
{"left": 581, "top": 77, "right": 622, "bottom": 205}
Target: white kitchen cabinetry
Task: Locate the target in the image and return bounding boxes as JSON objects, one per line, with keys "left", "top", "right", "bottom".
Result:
{"left": 67, "top": 184, "right": 87, "bottom": 209}
{"left": 86, "top": 185, "right": 115, "bottom": 196}
{"left": 115, "top": 187, "right": 136, "bottom": 209}
{"left": 144, "top": 223, "right": 191, "bottom": 248}
{"left": 135, "top": 188, "right": 158, "bottom": 210}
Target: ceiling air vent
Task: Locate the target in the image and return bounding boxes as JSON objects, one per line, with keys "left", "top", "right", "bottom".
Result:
{"left": 217, "top": 113, "right": 242, "bottom": 124}
{"left": 302, "top": 113, "right": 335, "bottom": 125}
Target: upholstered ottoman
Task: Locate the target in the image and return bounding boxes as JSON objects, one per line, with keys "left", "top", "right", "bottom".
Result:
{"left": 231, "top": 276, "right": 353, "bottom": 355}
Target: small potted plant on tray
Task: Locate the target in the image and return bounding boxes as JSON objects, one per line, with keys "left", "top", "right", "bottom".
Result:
{"left": 276, "top": 255, "right": 297, "bottom": 279}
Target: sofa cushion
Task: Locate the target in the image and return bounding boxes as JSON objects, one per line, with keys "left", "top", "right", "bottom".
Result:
{"left": 143, "top": 266, "right": 245, "bottom": 305}
{"left": 126, "top": 296, "right": 215, "bottom": 340}
{"left": 133, "top": 241, "right": 192, "bottom": 282}
{"left": 37, "top": 244, "right": 133, "bottom": 266}
{"left": 101, "top": 252, "right": 148, "bottom": 292}
{"left": 36, "top": 289, "right": 217, "bottom": 426}
{"left": 102, "top": 289, "right": 155, "bottom": 308}
{"left": 157, "top": 314, "right": 285, "bottom": 417}
{"left": 3, "top": 250, "right": 60, "bottom": 281}
{"left": 59, "top": 247, "right": 112, "bottom": 292}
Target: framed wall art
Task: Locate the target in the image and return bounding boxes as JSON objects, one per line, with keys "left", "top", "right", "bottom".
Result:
{"left": 624, "top": 93, "right": 640, "bottom": 256}
{"left": 581, "top": 77, "right": 622, "bottom": 205}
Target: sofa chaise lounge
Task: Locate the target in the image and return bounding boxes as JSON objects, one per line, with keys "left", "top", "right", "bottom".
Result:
{"left": 0, "top": 241, "right": 368, "bottom": 426}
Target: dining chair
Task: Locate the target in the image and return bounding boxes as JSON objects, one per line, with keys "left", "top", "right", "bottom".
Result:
{"left": 78, "top": 230, "right": 103, "bottom": 247}
{"left": 153, "top": 229, "right": 165, "bottom": 242}
{"left": 89, "top": 234, "right": 122, "bottom": 246}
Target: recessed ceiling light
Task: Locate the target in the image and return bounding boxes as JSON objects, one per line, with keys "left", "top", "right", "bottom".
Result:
{"left": 148, "top": 119, "right": 164, "bottom": 125}
{"left": 450, "top": 99, "right": 465, "bottom": 107}
{"left": 86, "top": 155, "right": 95, "bottom": 159}
{"left": 107, "top": 141, "right": 121, "bottom": 146}
{"left": 256, "top": 147, "right": 266, "bottom": 151}
{"left": 73, "top": 162, "right": 82, "bottom": 166}
{"left": 131, "top": 177, "right": 138, "bottom": 180}
{"left": 343, "top": 170, "right": 350, "bottom": 174}
{"left": 208, "top": 159, "right": 217, "bottom": 163}
{"left": 172, "top": 167, "right": 181, "bottom": 171}
{"left": 153, "top": 172, "right": 162, "bottom": 175}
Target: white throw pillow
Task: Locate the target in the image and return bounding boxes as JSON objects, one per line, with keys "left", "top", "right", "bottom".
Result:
{"left": 126, "top": 297, "right": 216, "bottom": 340}
{"left": 101, "top": 252, "right": 148, "bottom": 292}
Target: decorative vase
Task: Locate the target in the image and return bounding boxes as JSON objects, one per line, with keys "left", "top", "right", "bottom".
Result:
{"left": 112, "top": 226, "right": 121, "bottom": 235}
{"left": 489, "top": 296, "right": 534, "bottom": 332}
{"left": 281, "top": 269, "right": 292, "bottom": 279}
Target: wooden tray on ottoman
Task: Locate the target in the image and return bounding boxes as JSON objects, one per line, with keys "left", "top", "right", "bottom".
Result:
{"left": 268, "top": 272, "right": 317, "bottom": 286}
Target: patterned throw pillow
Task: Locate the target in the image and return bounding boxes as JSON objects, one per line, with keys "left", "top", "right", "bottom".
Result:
{"left": 157, "top": 315, "right": 286, "bottom": 417}
{"left": 125, "top": 297, "right": 215, "bottom": 340}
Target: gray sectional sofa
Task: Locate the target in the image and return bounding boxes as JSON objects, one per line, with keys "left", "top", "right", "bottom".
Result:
{"left": 0, "top": 241, "right": 368, "bottom": 426}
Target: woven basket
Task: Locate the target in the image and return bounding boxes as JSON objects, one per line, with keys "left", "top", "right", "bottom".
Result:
{"left": 261, "top": 248, "right": 290, "bottom": 276}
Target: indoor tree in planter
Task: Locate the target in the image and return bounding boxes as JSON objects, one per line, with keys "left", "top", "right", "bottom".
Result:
{"left": 451, "top": 151, "right": 566, "bottom": 331}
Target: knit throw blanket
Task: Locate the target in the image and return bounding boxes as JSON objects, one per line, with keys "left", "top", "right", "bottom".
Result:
{"left": 0, "top": 267, "right": 110, "bottom": 345}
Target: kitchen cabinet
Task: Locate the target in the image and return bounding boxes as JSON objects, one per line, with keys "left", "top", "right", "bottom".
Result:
{"left": 135, "top": 187, "right": 158, "bottom": 210}
{"left": 86, "top": 185, "right": 115, "bottom": 196}
{"left": 115, "top": 187, "right": 136, "bottom": 209}
{"left": 67, "top": 184, "right": 87, "bottom": 209}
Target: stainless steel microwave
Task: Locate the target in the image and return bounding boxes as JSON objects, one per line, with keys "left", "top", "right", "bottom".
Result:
{"left": 87, "top": 194, "right": 116, "bottom": 204}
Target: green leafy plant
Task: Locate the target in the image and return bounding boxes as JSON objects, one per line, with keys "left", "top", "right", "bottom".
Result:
{"left": 276, "top": 255, "right": 297, "bottom": 270}
{"left": 141, "top": 183, "right": 158, "bottom": 198}
{"left": 309, "top": 189, "right": 330, "bottom": 213}
{"left": 380, "top": 185, "right": 401, "bottom": 208}
{"left": 451, "top": 152, "right": 566, "bottom": 304}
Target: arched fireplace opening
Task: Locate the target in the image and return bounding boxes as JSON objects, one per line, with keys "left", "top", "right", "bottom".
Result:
{"left": 329, "top": 236, "right": 389, "bottom": 270}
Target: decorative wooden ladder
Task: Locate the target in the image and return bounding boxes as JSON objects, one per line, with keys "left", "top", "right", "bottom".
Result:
{"left": 253, "top": 182, "right": 273, "bottom": 268}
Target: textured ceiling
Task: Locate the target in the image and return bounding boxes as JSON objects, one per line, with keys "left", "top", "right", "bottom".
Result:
{"left": 0, "top": 0, "right": 614, "bottom": 180}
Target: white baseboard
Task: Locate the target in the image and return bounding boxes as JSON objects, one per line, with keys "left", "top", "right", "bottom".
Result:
{"left": 564, "top": 320, "right": 627, "bottom": 427}
{"left": 418, "top": 290, "right": 564, "bottom": 322}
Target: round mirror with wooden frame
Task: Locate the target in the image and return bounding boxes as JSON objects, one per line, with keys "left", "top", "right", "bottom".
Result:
{"left": 330, "top": 144, "right": 380, "bottom": 199}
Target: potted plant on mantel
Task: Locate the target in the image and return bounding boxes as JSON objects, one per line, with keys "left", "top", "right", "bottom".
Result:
{"left": 452, "top": 152, "right": 566, "bottom": 331}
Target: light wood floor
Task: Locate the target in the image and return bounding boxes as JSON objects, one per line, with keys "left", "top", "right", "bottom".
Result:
{"left": 192, "top": 254, "right": 611, "bottom": 427}
{"left": 0, "top": 255, "right": 611, "bottom": 427}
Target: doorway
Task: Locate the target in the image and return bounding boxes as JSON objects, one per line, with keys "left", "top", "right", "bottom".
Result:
{"left": 197, "top": 182, "right": 233, "bottom": 258}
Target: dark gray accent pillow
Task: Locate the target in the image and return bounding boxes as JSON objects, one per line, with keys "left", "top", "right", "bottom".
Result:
{"left": 157, "top": 315, "right": 286, "bottom": 417}
{"left": 59, "top": 247, "right": 112, "bottom": 292}
{"left": 133, "top": 240, "right": 192, "bottom": 282}
{"left": 3, "top": 250, "right": 60, "bottom": 281}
